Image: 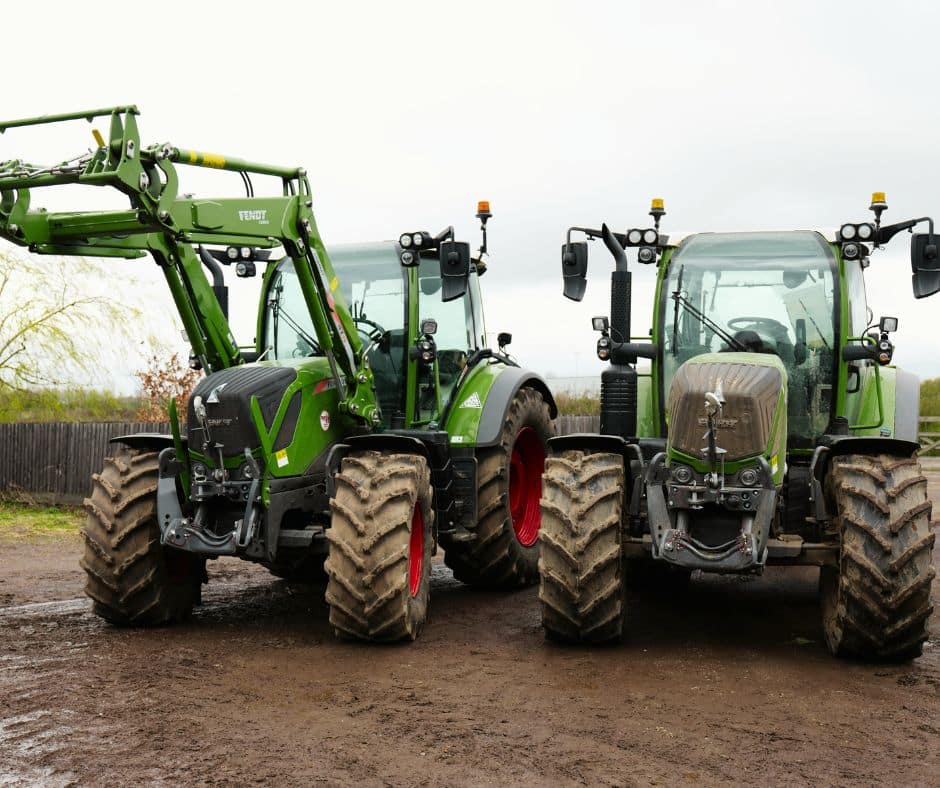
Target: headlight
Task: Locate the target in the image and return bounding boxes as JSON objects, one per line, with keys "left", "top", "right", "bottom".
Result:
{"left": 226, "top": 246, "right": 239, "bottom": 260}
{"left": 637, "top": 246, "right": 656, "bottom": 264}
{"left": 240, "top": 246, "right": 252, "bottom": 260}
{"left": 400, "top": 250, "right": 415, "bottom": 265}
{"left": 857, "top": 222, "right": 874, "bottom": 240}
{"left": 739, "top": 468, "right": 759, "bottom": 486}
{"left": 412, "top": 233, "right": 424, "bottom": 247}
{"left": 643, "top": 228, "right": 658, "bottom": 245}
{"left": 842, "top": 242, "right": 860, "bottom": 260}
{"left": 672, "top": 464, "right": 693, "bottom": 484}
{"left": 840, "top": 223, "right": 857, "bottom": 240}
{"left": 627, "top": 229, "right": 643, "bottom": 245}
{"left": 399, "top": 233, "right": 412, "bottom": 248}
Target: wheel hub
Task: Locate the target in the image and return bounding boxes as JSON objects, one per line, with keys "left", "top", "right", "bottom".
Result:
{"left": 509, "top": 426, "right": 545, "bottom": 547}
{"left": 408, "top": 504, "right": 424, "bottom": 597}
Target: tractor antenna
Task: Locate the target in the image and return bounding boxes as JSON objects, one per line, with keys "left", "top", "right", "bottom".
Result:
{"left": 649, "top": 197, "right": 666, "bottom": 232}
{"left": 476, "top": 200, "right": 492, "bottom": 256}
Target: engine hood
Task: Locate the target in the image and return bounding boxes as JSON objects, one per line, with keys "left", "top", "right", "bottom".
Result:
{"left": 666, "top": 352, "right": 788, "bottom": 463}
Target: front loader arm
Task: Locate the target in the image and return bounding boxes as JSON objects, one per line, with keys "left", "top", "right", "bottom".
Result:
{"left": 0, "top": 106, "right": 378, "bottom": 424}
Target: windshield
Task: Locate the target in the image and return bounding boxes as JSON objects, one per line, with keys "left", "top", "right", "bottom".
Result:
{"left": 264, "top": 243, "right": 406, "bottom": 361}
{"left": 663, "top": 231, "right": 837, "bottom": 443}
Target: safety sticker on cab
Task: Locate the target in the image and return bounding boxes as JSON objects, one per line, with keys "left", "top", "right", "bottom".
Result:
{"left": 275, "top": 449, "right": 289, "bottom": 468}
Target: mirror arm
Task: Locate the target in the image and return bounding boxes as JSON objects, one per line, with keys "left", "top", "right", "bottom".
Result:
{"left": 434, "top": 225, "right": 455, "bottom": 245}
{"left": 877, "top": 216, "right": 934, "bottom": 245}
{"left": 566, "top": 225, "right": 628, "bottom": 248}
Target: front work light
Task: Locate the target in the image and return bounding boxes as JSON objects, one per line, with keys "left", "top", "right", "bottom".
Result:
{"left": 637, "top": 246, "right": 657, "bottom": 264}
{"left": 840, "top": 223, "right": 857, "bottom": 240}
{"left": 592, "top": 316, "right": 609, "bottom": 332}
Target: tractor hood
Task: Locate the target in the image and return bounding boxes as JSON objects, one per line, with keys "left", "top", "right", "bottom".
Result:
{"left": 666, "top": 353, "right": 788, "bottom": 464}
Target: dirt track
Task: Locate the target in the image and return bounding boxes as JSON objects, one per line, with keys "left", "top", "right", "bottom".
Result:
{"left": 1, "top": 476, "right": 939, "bottom": 786}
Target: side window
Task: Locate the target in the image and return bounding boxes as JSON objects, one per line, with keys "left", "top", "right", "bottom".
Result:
{"left": 845, "top": 261, "right": 869, "bottom": 336}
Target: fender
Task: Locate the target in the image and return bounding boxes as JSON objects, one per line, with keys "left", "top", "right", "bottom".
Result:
{"left": 109, "top": 432, "right": 181, "bottom": 453}
{"left": 324, "top": 433, "right": 430, "bottom": 498}
{"left": 808, "top": 436, "right": 920, "bottom": 521}
{"left": 548, "top": 433, "right": 645, "bottom": 517}
{"left": 474, "top": 367, "right": 557, "bottom": 447}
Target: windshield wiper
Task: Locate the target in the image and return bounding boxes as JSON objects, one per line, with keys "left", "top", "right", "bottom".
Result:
{"left": 670, "top": 289, "right": 747, "bottom": 353}
{"left": 672, "top": 266, "right": 684, "bottom": 356}
{"left": 271, "top": 297, "right": 321, "bottom": 356}
{"left": 797, "top": 298, "right": 830, "bottom": 349}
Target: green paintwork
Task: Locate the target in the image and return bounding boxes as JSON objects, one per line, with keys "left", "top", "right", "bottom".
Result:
{"left": 443, "top": 361, "right": 504, "bottom": 446}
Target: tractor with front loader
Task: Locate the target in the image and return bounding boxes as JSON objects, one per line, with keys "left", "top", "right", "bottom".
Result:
{"left": 0, "top": 106, "right": 555, "bottom": 642}
{"left": 540, "top": 196, "right": 936, "bottom": 659}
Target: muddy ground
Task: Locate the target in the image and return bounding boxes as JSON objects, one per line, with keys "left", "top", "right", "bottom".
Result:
{"left": 1, "top": 473, "right": 939, "bottom": 786}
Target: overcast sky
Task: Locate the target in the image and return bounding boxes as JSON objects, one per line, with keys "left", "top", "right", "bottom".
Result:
{"left": 3, "top": 0, "right": 939, "bottom": 391}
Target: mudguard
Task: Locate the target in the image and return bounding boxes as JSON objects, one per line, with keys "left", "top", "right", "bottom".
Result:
{"left": 473, "top": 367, "right": 557, "bottom": 447}
{"left": 808, "top": 436, "right": 921, "bottom": 521}
{"left": 109, "top": 433, "right": 179, "bottom": 452}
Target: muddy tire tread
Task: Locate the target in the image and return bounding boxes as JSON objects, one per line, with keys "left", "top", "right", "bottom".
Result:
{"left": 822, "top": 453, "right": 935, "bottom": 660}
{"left": 81, "top": 449, "right": 201, "bottom": 626}
{"left": 539, "top": 451, "right": 625, "bottom": 643}
{"left": 324, "top": 451, "right": 433, "bottom": 642}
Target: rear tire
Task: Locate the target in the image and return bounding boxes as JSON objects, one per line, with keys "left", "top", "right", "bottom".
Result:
{"left": 442, "top": 387, "right": 552, "bottom": 588}
{"left": 81, "top": 449, "right": 203, "bottom": 626}
{"left": 821, "top": 454, "right": 935, "bottom": 660}
{"left": 325, "top": 451, "right": 434, "bottom": 642}
{"left": 539, "top": 451, "right": 625, "bottom": 643}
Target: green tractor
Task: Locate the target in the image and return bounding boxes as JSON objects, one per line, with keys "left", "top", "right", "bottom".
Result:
{"left": 541, "top": 195, "right": 936, "bottom": 659}
{"left": 0, "top": 107, "right": 555, "bottom": 642}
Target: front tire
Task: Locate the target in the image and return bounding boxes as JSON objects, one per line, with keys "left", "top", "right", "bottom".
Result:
{"left": 81, "top": 449, "right": 203, "bottom": 625}
{"left": 442, "top": 387, "right": 553, "bottom": 588}
{"left": 539, "top": 451, "right": 625, "bottom": 643}
{"left": 821, "top": 454, "right": 935, "bottom": 660}
{"left": 325, "top": 451, "right": 434, "bottom": 642}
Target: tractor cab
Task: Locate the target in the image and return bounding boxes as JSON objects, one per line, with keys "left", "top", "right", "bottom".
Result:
{"left": 662, "top": 230, "right": 838, "bottom": 443}
{"left": 261, "top": 236, "right": 487, "bottom": 430}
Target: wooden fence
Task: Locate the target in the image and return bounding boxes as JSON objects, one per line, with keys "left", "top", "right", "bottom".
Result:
{"left": 0, "top": 422, "right": 169, "bottom": 505}
{"left": 919, "top": 416, "right": 940, "bottom": 453}
{"left": 1, "top": 415, "right": 937, "bottom": 505}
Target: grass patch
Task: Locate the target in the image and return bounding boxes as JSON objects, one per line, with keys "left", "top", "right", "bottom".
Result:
{"left": 0, "top": 388, "right": 143, "bottom": 423}
{"left": 0, "top": 501, "right": 83, "bottom": 542}
{"left": 555, "top": 391, "right": 600, "bottom": 416}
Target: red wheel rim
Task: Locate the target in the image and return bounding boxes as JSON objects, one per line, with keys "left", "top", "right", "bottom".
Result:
{"left": 509, "top": 426, "right": 545, "bottom": 547}
{"left": 408, "top": 503, "right": 424, "bottom": 597}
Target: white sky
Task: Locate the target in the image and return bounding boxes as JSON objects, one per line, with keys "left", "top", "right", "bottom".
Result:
{"left": 3, "top": 0, "right": 939, "bottom": 391}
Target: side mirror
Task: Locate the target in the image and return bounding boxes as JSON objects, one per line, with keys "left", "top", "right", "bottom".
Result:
{"left": 911, "top": 233, "right": 940, "bottom": 298}
{"left": 561, "top": 242, "right": 588, "bottom": 301}
{"left": 879, "top": 316, "right": 898, "bottom": 333}
{"left": 439, "top": 241, "right": 471, "bottom": 302}
{"left": 794, "top": 318, "right": 807, "bottom": 364}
